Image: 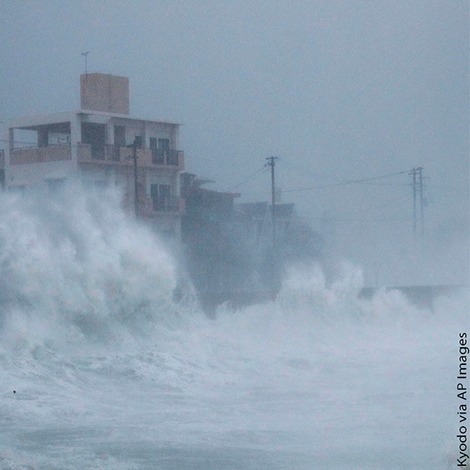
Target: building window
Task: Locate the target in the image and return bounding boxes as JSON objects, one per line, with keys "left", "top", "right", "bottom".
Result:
{"left": 150, "top": 137, "right": 171, "bottom": 164}
{"left": 158, "top": 138, "right": 170, "bottom": 151}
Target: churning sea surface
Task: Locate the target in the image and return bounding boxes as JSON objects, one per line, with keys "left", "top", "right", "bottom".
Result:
{"left": 0, "top": 185, "right": 467, "bottom": 470}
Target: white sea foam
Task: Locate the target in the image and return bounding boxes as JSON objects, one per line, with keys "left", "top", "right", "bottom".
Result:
{"left": 0, "top": 183, "right": 467, "bottom": 469}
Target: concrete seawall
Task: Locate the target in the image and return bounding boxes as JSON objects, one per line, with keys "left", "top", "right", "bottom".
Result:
{"left": 359, "top": 285, "right": 469, "bottom": 309}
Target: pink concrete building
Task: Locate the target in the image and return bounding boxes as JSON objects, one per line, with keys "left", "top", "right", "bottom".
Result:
{"left": 2, "top": 73, "right": 184, "bottom": 237}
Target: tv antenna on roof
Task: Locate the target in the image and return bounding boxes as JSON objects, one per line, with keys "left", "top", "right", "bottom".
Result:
{"left": 81, "top": 51, "right": 91, "bottom": 75}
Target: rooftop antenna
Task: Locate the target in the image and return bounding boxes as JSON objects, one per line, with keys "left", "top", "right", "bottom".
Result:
{"left": 81, "top": 51, "right": 90, "bottom": 76}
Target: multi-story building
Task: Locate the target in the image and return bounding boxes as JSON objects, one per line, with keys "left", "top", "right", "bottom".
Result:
{"left": 2, "top": 73, "right": 184, "bottom": 237}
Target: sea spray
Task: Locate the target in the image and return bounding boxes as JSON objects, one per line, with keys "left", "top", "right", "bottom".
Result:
{"left": 0, "top": 182, "right": 181, "bottom": 350}
{"left": 0, "top": 182, "right": 467, "bottom": 469}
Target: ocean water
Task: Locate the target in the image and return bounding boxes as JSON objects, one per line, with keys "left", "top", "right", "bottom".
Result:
{"left": 0, "top": 185, "right": 467, "bottom": 469}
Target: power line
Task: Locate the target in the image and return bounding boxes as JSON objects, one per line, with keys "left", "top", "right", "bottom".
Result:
{"left": 281, "top": 161, "right": 346, "bottom": 183}
{"left": 237, "top": 170, "right": 407, "bottom": 196}
{"left": 226, "top": 166, "right": 267, "bottom": 192}
{"left": 281, "top": 171, "right": 407, "bottom": 193}
{"left": 282, "top": 162, "right": 411, "bottom": 190}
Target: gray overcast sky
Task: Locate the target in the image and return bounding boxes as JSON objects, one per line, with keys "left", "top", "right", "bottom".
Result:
{"left": 1, "top": 0, "right": 468, "bottom": 286}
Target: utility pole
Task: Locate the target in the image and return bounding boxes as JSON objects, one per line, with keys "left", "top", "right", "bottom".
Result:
{"left": 132, "top": 138, "right": 139, "bottom": 218}
{"left": 409, "top": 166, "right": 425, "bottom": 242}
{"left": 410, "top": 167, "right": 417, "bottom": 240}
{"left": 265, "top": 156, "right": 279, "bottom": 244}
{"left": 418, "top": 167, "right": 424, "bottom": 238}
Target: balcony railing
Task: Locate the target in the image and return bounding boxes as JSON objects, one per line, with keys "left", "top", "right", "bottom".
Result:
{"left": 10, "top": 144, "right": 72, "bottom": 165}
{"left": 151, "top": 148, "right": 182, "bottom": 166}
{"left": 77, "top": 144, "right": 184, "bottom": 168}
{"left": 5, "top": 144, "right": 184, "bottom": 168}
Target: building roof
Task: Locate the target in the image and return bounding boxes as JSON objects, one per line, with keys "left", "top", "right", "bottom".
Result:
{"left": 7, "top": 110, "right": 181, "bottom": 129}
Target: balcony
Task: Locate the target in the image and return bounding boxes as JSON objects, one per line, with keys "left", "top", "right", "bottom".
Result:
{"left": 10, "top": 144, "right": 72, "bottom": 165}
{"left": 77, "top": 144, "right": 184, "bottom": 169}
